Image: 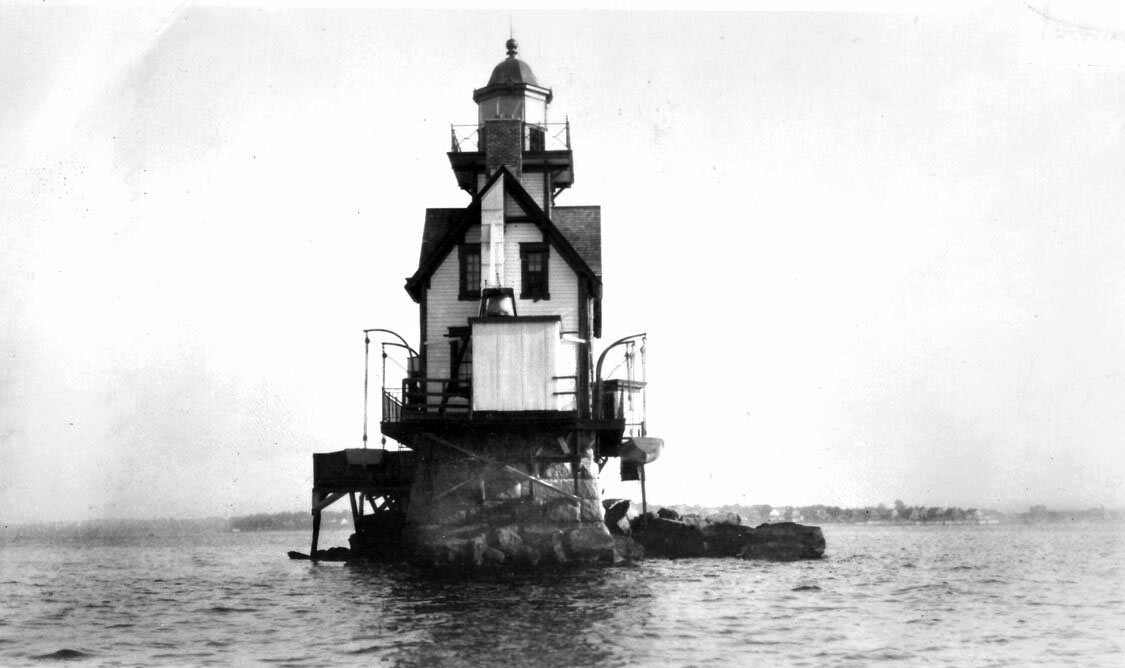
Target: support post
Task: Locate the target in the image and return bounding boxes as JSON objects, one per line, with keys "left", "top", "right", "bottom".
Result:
{"left": 311, "top": 510, "right": 322, "bottom": 560}
{"left": 640, "top": 465, "right": 648, "bottom": 528}
{"left": 572, "top": 452, "right": 580, "bottom": 497}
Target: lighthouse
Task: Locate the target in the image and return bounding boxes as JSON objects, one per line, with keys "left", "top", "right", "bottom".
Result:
{"left": 307, "top": 39, "right": 662, "bottom": 566}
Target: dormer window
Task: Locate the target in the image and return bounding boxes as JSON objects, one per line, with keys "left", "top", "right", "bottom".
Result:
{"left": 520, "top": 242, "right": 550, "bottom": 300}
{"left": 459, "top": 244, "right": 481, "bottom": 300}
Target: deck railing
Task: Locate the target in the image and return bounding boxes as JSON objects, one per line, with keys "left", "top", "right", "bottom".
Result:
{"left": 381, "top": 374, "right": 584, "bottom": 422}
{"left": 450, "top": 120, "right": 571, "bottom": 153}
{"left": 552, "top": 374, "right": 578, "bottom": 413}
{"left": 381, "top": 388, "right": 404, "bottom": 424}
{"left": 380, "top": 378, "right": 472, "bottom": 422}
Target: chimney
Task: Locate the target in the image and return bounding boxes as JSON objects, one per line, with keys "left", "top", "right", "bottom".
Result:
{"left": 484, "top": 119, "right": 523, "bottom": 178}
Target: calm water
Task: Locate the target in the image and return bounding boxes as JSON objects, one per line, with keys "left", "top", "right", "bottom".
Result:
{"left": 1, "top": 524, "right": 1122, "bottom": 666}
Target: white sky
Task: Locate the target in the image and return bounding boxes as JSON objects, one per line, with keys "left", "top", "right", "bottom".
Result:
{"left": 1, "top": 3, "right": 1123, "bottom": 522}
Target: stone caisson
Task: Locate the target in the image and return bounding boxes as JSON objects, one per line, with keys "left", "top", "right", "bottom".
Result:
{"left": 401, "top": 432, "right": 620, "bottom": 566}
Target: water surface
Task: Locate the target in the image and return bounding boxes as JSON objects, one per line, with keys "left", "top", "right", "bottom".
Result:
{"left": 1, "top": 524, "right": 1121, "bottom": 666}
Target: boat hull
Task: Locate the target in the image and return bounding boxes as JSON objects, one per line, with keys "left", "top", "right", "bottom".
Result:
{"left": 619, "top": 437, "right": 663, "bottom": 465}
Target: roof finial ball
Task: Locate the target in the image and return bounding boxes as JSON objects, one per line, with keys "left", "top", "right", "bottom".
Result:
{"left": 506, "top": 38, "right": 519, "bottom": 58}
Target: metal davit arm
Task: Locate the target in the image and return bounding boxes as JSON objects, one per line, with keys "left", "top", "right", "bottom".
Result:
{"left": 362, "top": 328, "right": 418, "bottom": 449}
{"left": 593, "top": 332, "right": 646, "bottom": 419}
{"left": 363, "top": 328, "right": 418, "bottom": 358}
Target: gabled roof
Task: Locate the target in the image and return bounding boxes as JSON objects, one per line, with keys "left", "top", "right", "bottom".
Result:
{"left": 552, "top": 206, "right": 601, "bottom": 277}
{"left": 418, "top": 208, "right": 468, "bottom": 267}
{"left": 406, "top": 166, "right": 601, "bottom": 302}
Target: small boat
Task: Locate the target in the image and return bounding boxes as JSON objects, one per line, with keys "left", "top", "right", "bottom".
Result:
{"left": 619, "top": 437, "right": 663, "bottom": 465}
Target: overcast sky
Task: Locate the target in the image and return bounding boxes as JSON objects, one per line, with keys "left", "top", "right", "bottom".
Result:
{"left": 2, "top": 3, "right": 1123, "bottom": 522}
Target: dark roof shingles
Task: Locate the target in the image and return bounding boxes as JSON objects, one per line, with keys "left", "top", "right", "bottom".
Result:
{"left": 417, "top": 204, "right": 601, "bottom": 277}
{"left": 550, "top": 206, "right": 601, "bottom": 276}
{"left": 418, "top": 208, "right": 464, "bottom": 267}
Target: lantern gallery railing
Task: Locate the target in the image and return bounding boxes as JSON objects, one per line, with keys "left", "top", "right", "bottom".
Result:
{"left": 450, "top": 120, "right": 571, "bottom": 153}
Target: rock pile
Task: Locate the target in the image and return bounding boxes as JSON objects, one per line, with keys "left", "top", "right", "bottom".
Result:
{"left": 627, "top": 507, "right": 825, "bottom": 561}
{"left": 287, "top": 547, "right": 351, "bottom": 561}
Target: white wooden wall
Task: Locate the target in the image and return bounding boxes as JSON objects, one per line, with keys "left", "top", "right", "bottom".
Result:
{"left": 472, "top": 319, "right": 559, "bottom": 411}
{"left": 476, "top": 171, "right": 548, "bottom": 211}
{"left": 423, "top": 177, "right": 582, "bottom": 405}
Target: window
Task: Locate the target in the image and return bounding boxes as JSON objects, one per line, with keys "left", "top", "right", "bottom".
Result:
{"left": 459, "top": 244, "right": 481, "bottom": 300}
{"left": 527, "top": 125, "right": 545, "bottom": 151}
{"left": 520, "top": 243, "right": 550, "bottom": 300}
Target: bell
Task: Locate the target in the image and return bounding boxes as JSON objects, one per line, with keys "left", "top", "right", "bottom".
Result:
{"left": 480, "top": 287, "right": 516, "bottom": 317}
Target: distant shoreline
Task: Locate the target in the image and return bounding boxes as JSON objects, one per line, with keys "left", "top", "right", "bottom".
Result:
{"left": 661, "top": 502, "right": 1125, "bottom": 527}
{"left": 2, "top": 504, "right": 1122, "bottom": 538}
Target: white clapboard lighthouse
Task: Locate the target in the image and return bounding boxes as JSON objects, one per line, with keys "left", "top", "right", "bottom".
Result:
{"left": 308, "top": 39, "right": 662, "bottom": 566}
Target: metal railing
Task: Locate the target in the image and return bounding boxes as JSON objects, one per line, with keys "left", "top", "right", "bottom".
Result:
{"left": 381, "top": 374, "right": 586, "bottom": 422}
{"left": 450, "top": 120, "right": 571, "bottom": 153}
{"left": 450, "top": 125, "right": 481, "bottom": 152}
{"left": 381, "top": 387, "right": 404, "bottom": 424}
{"left": 552, "top": 374, "right": 577, "bottom": 412}
{"left": 384, "top": 377, "right": 473, "bottom": 420}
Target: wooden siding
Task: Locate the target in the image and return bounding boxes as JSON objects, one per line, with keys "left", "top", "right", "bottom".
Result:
{"left": 478, "top": 169, "right": 544, "bottom": 206}
{"left": 519, "top": 171, "right": 547, "bottom": 211}
{"left": 423, "top": 189, "right": 582, "bottom": 399}
{"left": 426, "top": 222, "right": 579, "bottom": 377}
{"left": 480, "top": 170, "right": 546, "bottom": 212}
{"left": 502, "top": 223, "right": 579, "bottom": 332}
{"left": 472, "top": 320, "right": 559, "bottom": 411}
{"left": 504, "top": 190, "right": 522, "bottom": 217}
{"left": 425, "top": 242, "right": 480, "bottom": 380}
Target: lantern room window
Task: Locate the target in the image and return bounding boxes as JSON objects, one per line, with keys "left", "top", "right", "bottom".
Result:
{"left": 520, "top": 243, "right": 550, "bottom": 300}
{"left": 459, "top": 243, "right": 481, "bottom": 300}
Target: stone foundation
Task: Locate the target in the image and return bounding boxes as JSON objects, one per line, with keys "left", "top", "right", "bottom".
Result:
{"left": 404, "top": 522, "right": 620, "bottom": 567}
{"left": 401, "top": 430, "right": 619, "bottom": 567}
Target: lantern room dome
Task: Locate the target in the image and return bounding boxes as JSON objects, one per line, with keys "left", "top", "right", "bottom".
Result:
{"left": 488, "top": 56, "right": 539, "bottom": 87}
{"left": 486, "top": 38, "right": 539, "bottom": 87}
{"left": 472, "top": 38, "right": 553, "bottom": 106}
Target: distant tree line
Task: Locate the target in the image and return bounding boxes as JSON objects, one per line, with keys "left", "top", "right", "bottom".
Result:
{"left": 228, "top": 511, "right": 351, "bottom": 532}
{"left": 4, "top": 503, "right": 1120, "bottom": 540}
{"left": 1, "top": 511, "right": 355, "bottom": 539}
{"left": 0, "top": 516, "right": 229, "bottom": 540}
{"left": 667, "top": 501, "right": 1124, "bottom": 525}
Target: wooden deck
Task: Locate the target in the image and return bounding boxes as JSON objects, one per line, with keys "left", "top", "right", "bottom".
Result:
{"left": 308, "top": 449, "right": 416, "bottom": 559}
{"left": 312, "top": 449, "right": 415, "bottom": 494}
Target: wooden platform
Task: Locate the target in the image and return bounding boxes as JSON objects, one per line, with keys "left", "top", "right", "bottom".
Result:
{"left": 312, "top": 449, "right": 415, "bottom": 494}
{"left": 308, "top": 449, "right": 415, "bottom": 559}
